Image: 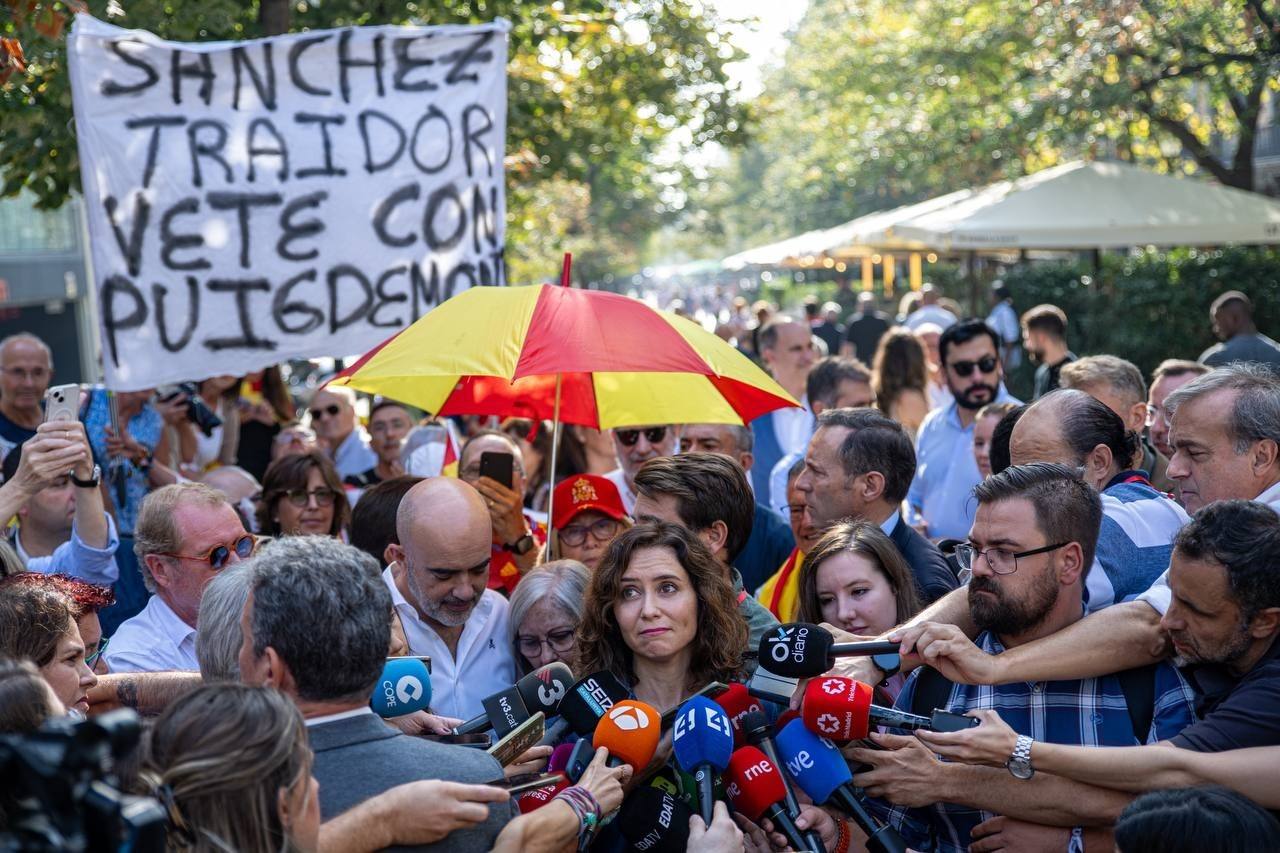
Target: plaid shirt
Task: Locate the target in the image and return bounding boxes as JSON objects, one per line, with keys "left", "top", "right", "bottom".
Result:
{"left": 868, "top": 631, "right": 1197, "bottom": 853}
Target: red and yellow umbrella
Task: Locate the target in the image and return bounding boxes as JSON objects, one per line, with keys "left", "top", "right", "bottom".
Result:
{"left": 330, "top": 283, "right": 797, "bottom": 428}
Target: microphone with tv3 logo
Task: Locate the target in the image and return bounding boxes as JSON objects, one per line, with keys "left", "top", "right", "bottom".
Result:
{"left": 739, "top": 710, "right": 827, "bottom": 853}
{"left": 759, "top": 622, "right": 901, "bottom": 679}
{"left": 453, "top": 663, "right": 574, "bottom": 736}
{"left": 714, "top": 682, "right": 764, "bottom": 748}
{"left": 594, "top": 699, "right": 661, "bottom": 770}
{"left": 775, "top": 719, "right": 908, "bottom": 853}
{"left": 516, "top": 661, "right": 574, "bottom": 718}
{"left": 671, "top": 696, "right": 734, "bottom": 825}
{"left": 725, "top": 746, "right": 822, "bottom": 852}
{"left": 369, "top": 657, "right": 432, "bottom": 717}
{"left": 619, "top": 787, "right": 693, "bottom": 853}
{"left": 802, "top": 676, "right": 933, "bottom": 742}
{"left": 559, "top": 671, "right": 630, "bottom": 736}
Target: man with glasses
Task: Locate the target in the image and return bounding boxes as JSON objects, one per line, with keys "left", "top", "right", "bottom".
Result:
{"left": 907, "top": 319, "right": 1020, "bottom": 541}
{"left": 851, "top": 464, "right": 1194, "bottom": 853}
{"left": 271, "top": 421, "right": 319, "bottom": 463}
{"left": 604, "top": 423, "right": 679, "bottom": 514}
{"left": 105, "top": 483, "right": 255, "bottom": 673}
{"left": 307, "top": 386, "right": 376, "bottom": 479}
{"left": 384, "top": 477, "right": 515, "bottom": 720}
{"left": 0, "top": 333, "right": 53, "bottom": 466}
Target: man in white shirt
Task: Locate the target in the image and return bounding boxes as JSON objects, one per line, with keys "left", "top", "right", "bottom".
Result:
{"left": 105, "top": 482, "right": 254, "bottom": 673}
{"left": 384, "top": 477, "right": 516, "bottom": 720}
{"left": 749, "top": 316, "right": 817, "bottom": 496}
{"left": 604, "top": 424, "right": 679, "bottom": 514}
{"left": 308, "top": 386, "right": 377, "bottom": 479}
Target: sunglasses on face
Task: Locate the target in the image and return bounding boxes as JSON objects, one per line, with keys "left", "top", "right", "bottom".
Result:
{"left": 159, "top": 534, "right": 257, "bottom": 570}
{"left": 280, "top": 488, "right": 338, "bottom": 508}
{"left": 309, "top": 404, "right": 342, "bottom": 420}
{"left": 559, "top": 517, "right": 622, "bottom": 547}
{"left": 947, "top": 355, "right": 998, "bottom": 377}
{"left": 616, "top": 427, "right": 668, "bottom": 447}
{"left": 275, "top": 429, "right": 316, "bottom": 445}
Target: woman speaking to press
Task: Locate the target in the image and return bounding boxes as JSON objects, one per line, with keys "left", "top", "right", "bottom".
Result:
{"left": 576, "top": 521, "right": 747, "bottom": 714}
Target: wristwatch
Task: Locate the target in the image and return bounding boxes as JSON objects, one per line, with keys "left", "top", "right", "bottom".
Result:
{"left": 70, "top": 465, "right": 101, "bottom": 489}
{"left": 1006, "top": 734, "right": 1035, "bottom": 779}
{"left": 503, "top": 533, "right": 535, "bottom": 555}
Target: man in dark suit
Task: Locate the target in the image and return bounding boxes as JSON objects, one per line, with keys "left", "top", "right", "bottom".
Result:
{"left": 794, "top": 408, "right": 957, "bottom": 603}
{"left": 237, "top": 535, "right": 518, "bottom": 852}
{"left": 841, "top": 291, "right": 892, "bottom": 365}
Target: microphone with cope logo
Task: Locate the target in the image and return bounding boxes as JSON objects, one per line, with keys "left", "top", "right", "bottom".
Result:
{"left": 724, "top": 746, "right": 818, "bottom": 852}
{"left": 801, "top": 676, "right": 938, "bottom": 742}
{"left": 618, "top": 787, "right": 693, "bottom": 853}
{"left": 453, "top": 662, "right": 574, "bottom": 736}
{"left": 558, "top": 671, "right": 630, "bottom": 736}
{"left": 775, "top": 719, "right": 908, "bottom": 853}
{"left": 593, "top": 699, "right": 661, "bottom": 769}
{"left": 671, "top": 695, "right": 734, "bottom": 825}
{"left": 758, "top": 622, "right": 901, "bottom": 679}
{"left": 369, "top": 657, "right": 432, "bottom": 717}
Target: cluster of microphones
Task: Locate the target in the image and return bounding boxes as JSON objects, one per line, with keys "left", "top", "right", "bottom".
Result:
{"left": 366, "top": 622, "right": 979, "bottom": 852}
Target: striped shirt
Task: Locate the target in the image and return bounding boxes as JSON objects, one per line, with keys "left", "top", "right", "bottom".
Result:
{"left": 1085, "top": 472, "right": 1189, "bottom": 611}
{"left": 869, "top": 631, "right": 1197, "bottom": 853}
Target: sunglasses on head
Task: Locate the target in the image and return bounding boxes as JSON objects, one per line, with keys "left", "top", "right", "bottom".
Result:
{"left": 948, "top": 355, "right": 998, "bottom": 377}
{"left": 309, "top": 404, "right": 342, "bottom": 420}
{"left": 616, "top": 427, "right": 668, "bottom": 447}
{"left": 159, "top": 534, "right": 257, "bottom": 570}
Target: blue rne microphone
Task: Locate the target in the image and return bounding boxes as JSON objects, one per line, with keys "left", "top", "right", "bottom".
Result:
{"left": 774, "top": 719, "right": 907, "bottom": 853}
{"left": 671, "top": 695, "right": 734, "bottom": 826}
{"left": 370, "top": 657, "right": 432, "bottom": 717}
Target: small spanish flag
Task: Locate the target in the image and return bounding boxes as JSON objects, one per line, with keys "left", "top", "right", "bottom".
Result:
{"left": 441, "top": 424, "right": 460, "bottom": 478}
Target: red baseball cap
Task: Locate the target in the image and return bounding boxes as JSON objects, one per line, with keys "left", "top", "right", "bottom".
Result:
{"left": 552, "top": 474, "right": 627, "bottom": 530}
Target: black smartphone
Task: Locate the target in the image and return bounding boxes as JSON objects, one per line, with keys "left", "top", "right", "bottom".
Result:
{"left": 497, "top": 772, "right": 566, "bottom": 795}
{"left": 929, "top": 710, "right": 981, "bottom": 733}
{"left": 419, "top": 732, "right": 492, "bottom": 748}
{"left": 478, "top": 451, "right": 514, "bottom": 489}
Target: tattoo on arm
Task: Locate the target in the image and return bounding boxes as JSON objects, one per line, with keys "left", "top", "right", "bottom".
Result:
{"left": 118, "top": 678, "right": 139, "bottom": 709}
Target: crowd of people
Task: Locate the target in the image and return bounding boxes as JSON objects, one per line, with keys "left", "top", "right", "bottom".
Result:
{"left": 0, "top": 281, "right": 1278, "bottom": 852}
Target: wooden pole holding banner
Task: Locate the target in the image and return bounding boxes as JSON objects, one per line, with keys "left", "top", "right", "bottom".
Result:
{"left": 545, "top": 252, "right": 572, "bottom": 560}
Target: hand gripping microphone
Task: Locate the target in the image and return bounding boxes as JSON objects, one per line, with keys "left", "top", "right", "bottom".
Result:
{"left": 369, "top": 657, "right": 433, "bottom": 717}
{"left": 713, "top": 682, "right": 764, "bottom": 748}
{"left": 740, "top": 710, "right": 826, "bottom": 853}
{"left": 559, "top": 671, "right": 631, "bottom": 736}
{"left": 594, "top": 699, "right": 662, "bottom": 770}
{"left": 775, "top": 719, "right": 908, "bottom": 853}
{"left": 619, "top": 787, "right": 693, "bottom": 853}
{"left": 516, "top": 777, "right": 571, "bottom": 814}
{"left": 671, "top": 695, "right": 734, "bottom": 825}
{"left": 725, "top": 746, "right": 820, "bottom": 852}
{"left": 759, "top": 622, "right": 901, "bottom": 679}
{"left": 801, "top": 676, "right": 932, "bottom": 742}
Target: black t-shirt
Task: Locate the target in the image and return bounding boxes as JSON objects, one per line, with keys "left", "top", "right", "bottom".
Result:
{"left": 344, "top": 468, "right": 383, "bottom": 489}
{"left": 1033, "top": 352, "right": 1077, "bottom": 399}
{"left": 1171, "top": 636, "right": 1280, "bottom": 751}
{"left": 0, "top": 410, "right": 37, "bottom": 473}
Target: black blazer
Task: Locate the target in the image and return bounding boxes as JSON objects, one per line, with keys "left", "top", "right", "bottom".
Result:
{"left": 888, "top": 513, "right": 959, "bottom": 604}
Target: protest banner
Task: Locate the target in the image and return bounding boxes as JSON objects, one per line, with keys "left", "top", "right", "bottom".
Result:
{"left": 67, "top": 15, "right": 509, "bottom": 390}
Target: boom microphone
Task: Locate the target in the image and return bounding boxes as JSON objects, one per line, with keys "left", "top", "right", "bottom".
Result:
{"left": 740, "top": 711, "right": 826, "bottom": 853}
{"left": 801, "top": 676, "right": 931, "bottom": 742}
{"left": 671, "top": 696, "right": 734, "bottom": 825}
{"left": 775, "top": 719, "right": 908, "bottom": 853}
{"left": 759, "top": 622, "right": 901, "bottom": 679}
{"left": 594, "top": 700, "right": 661, "bottom": 770}
{"left": 559, "top": 671, "right": 630, "bottom": 736}
{"left": 619, "top": 787, "right": 693, "bottom": 853}
{"left": 369, "top": 657, "right": 432, "bottom": 717}
{"left": 714, "top": 682, "right": 764, "bottom": 748}
{"left": 725, "top": 746, "right": 818, "bottom": 852}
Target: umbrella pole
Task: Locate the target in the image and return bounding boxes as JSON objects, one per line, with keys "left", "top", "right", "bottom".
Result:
{"left": 546, "top": 372, "right": 563, "bottom": 561}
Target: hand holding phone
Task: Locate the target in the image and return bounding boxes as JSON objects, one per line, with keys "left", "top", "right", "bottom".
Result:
{"left": 478, "top": 451, "right": 514, "bottom": 490}
{"left": 43, "top": 384, "right": 81, "bottom": 424}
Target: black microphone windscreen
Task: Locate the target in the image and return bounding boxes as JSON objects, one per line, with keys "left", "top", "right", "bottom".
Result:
{"left": 516, "top": 662, "right": 575, "bottom": 716}
{"left": 559, "top": 671, "right": 629, "bottom": 736}
{"left": 758, "top": 623, "right": 834, "bottom": 679}
{"left": 618, "top": 787, "right": 692, "bottom": 853}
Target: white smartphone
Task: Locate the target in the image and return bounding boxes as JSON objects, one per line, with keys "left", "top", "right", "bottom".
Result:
{"left": 43, "top": 384, "right": 81, "bottom": 424}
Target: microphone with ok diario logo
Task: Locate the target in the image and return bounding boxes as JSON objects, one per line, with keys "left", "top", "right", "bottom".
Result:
{"left": 370, "top": 657, "right": 432, "bottom": 717}
{"left": 758, "top": 623, "right": 901, "bottom": 679}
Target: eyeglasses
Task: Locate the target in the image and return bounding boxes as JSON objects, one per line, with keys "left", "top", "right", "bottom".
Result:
{"left": 516, "top": 628, "right": 576, "bottom": 657}
{"left": 309, "top": 404, "right": 342, "bottom": 421}
{"left": 616, "top": 427, "right": 668, "bottom": 447}
{"left": 86, "top": 637, "right": 109, "bottom": 668}
{"left": 559, "top": 517, "right": 622, "bottom": 547}
{"left": 275, "top": 429, "right": 316, "bottom": 445}
{"left": 955, "top": 541, "right": 1069, "bottom": 576}
{"left": 947, "top": 356, "right": 999, "bottom": 377}
{"left": 280, "top": 488, "right": 338, "bottom": 508}
{"left": 158, "top": 534, "right": 257, "bottom": 570}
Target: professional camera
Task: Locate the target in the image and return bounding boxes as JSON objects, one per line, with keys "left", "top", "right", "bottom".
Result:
{"left": 156, "top": 382, "right": 223, "bottom": 437}
{"left": 0, "top": 710, "right": 166, "bottom": 852}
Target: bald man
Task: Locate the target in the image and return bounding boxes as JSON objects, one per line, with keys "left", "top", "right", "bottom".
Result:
{"left": 383, "top": 477, "right": 516, "bottom": 720}
{"left": 1199, "top": 290, "right": 1280, "bottom": 369}
{"left": 0, "top": 333, "right": 54, "bottom": 465}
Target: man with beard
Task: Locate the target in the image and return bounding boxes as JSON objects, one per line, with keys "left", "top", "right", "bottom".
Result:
{"left": 383, "top": 477, "right": 516, "bottom": 719}
{"left": 1021, "top": 304, "right": 1076, "bottom": 400}
{"left": 849, "top": 464, "right": 1195, "bottom": 853}
{"left": 906, "top": 320, "right": 1020, "bottom": 541}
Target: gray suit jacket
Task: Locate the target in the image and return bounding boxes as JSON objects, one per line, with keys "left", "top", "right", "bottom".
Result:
{"left": 308, "top": 712, "right": 518, "bottom": 852}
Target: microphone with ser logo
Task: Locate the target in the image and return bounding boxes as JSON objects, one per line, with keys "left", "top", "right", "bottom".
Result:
{"left": 558, "top": 671, "right": 631, "bottom": 736}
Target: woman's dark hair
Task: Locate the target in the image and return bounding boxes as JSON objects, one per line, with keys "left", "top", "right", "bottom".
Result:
{"left": 0, "top": 572, "right": 114, "bottom": 615}
{"left": 577, "top": 522, "right": 747, "bottom": 689}
{"left": 258, "top": 450, "right": 351, "bottom": 537}
{"left": 1115, "top": 786, "right": 1280, "bottom": 853}
{"left": 0, "top": 657, "right": 57, "bottom": 733}
{"left": 0, "top": 578, "right": 76, "bottom": 667}
{"left": 798, "top": 520, "right": 922, "bottom": 627}
{"left": 872, "top": 329, "right": 929, "bottom": 413}
{"left": 348, "top": 475, "right": 423, "bottom": 568}
{"left": 259, "top": 367, "right": 296, "bottom": 423}
{"left": 988, "top": 403, "right": 1027, "bottom": 476}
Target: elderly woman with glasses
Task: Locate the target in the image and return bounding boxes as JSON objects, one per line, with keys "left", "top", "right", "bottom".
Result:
{"left": 548, "top": 474, "right": 630, "bottom": 571}
{"left": 258, "top": 451, "right": 351, "bottom": 539}
{"left": 508, "top": 560, "right": 590, "bottom": 675}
